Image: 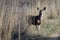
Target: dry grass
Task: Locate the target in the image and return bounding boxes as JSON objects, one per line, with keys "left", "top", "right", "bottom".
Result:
{"left": 0, "top": 0, "right": 60, "bottom": 40}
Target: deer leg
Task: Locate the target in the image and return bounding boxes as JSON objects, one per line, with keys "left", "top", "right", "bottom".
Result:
{"left": 36, "top": 25, "right": 41, "bottom": 31}
{"left": 36, "top": 25, "right": 38, "bottom": 30}
{"left": 38, "top": 25, "right": 41, "bottom": 30}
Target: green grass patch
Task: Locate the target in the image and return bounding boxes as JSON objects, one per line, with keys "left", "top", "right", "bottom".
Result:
{"left": 40, "top": 22, "right": 57, "bottom": 36}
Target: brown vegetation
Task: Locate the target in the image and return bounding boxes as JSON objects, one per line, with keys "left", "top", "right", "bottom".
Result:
{"left": 0, "top": 0, "right": 60, "bottom": 40}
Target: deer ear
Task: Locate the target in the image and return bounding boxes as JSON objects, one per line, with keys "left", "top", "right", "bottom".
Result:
{"left": 37, "top": 7, "right": 39, "bottom": 10}
{"left": 43, "top": 7, "right": 46, "bottom": 10}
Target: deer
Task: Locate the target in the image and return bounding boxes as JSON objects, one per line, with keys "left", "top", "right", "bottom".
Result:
{"left": 21, "top": 7, "right": 46, "bottom": 36}
{"left": 26, "top": 7, "right": 46, "bottom": 30}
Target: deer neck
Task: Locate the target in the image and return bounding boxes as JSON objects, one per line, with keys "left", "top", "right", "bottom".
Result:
{"left": 39, "top": 10, "right": 42, "bottom": 17}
